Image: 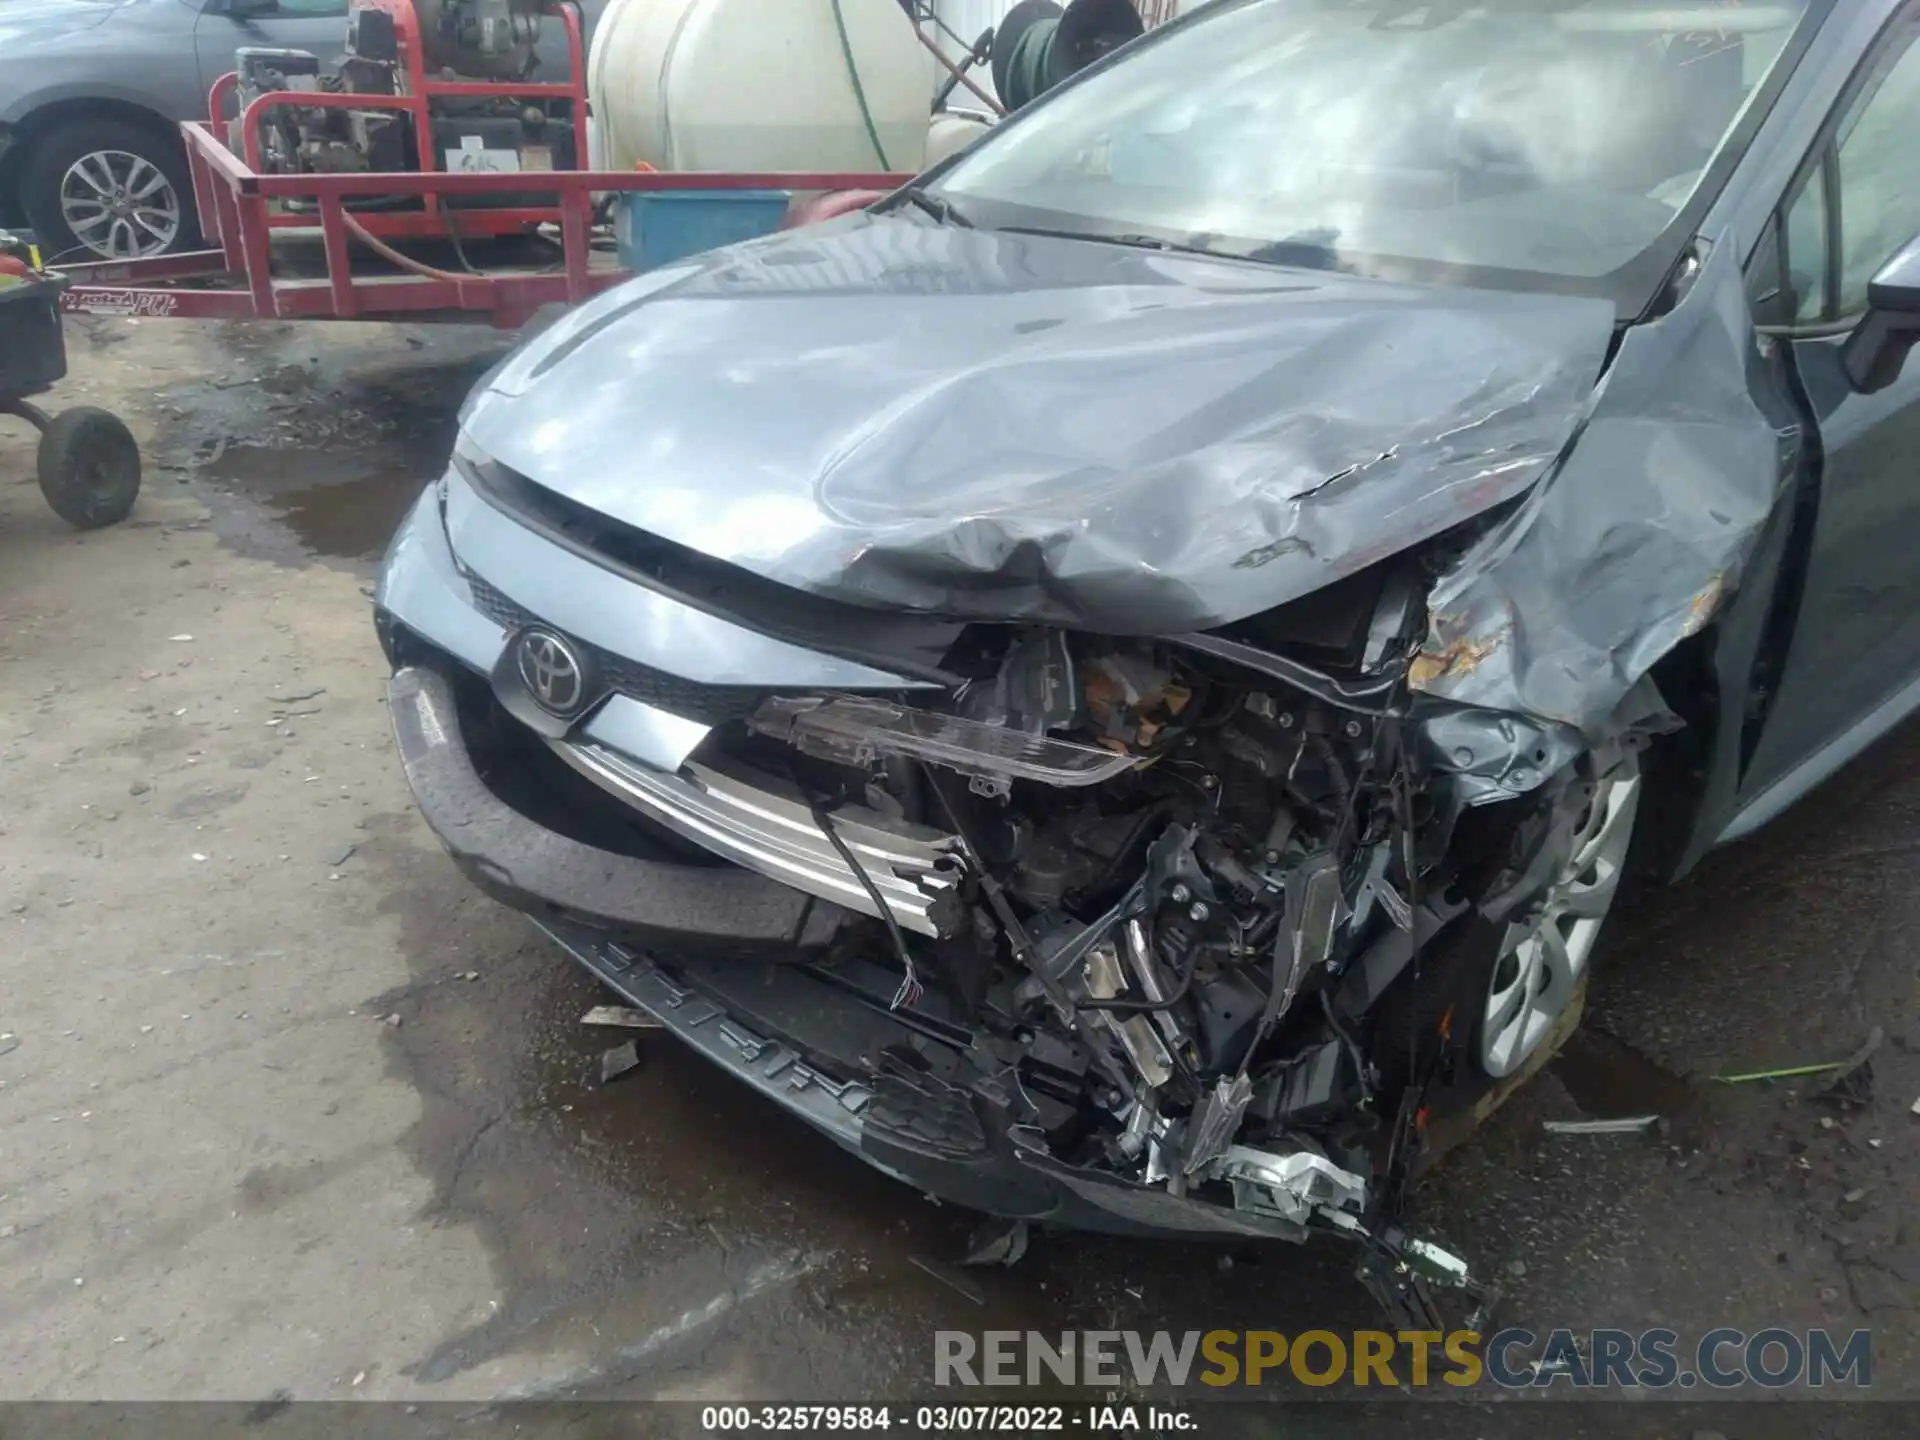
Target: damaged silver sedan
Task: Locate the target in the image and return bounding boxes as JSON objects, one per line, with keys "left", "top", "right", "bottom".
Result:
{"left": 377, "top": 0, "right": 1920, "bottom": 1321}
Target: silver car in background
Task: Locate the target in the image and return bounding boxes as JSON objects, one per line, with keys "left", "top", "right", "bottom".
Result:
{"left": 0, "top": 0, "right": 599, "bottom": 262}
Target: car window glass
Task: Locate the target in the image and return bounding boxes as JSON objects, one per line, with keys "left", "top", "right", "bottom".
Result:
{"left": 931, "top": 0, "right": 1813, "bottom": 303}
{"left": 1784, "top": 167, "right": 1828, "bottom": 322}
{"left": 268, "top": 0, "right": 348, "bottom": 14}
{"left": 1834, "top": 35, "right": 1920, "bottom": 317}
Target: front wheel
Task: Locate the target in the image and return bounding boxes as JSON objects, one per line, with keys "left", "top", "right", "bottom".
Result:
{"left": 37, "top": 407, "right": 142, "bottom": 529}
{"left": 1372, "top": 746, "right": 1644, "bottom": 1106}
{"left": 1476, "top": 756, "right": 1642, "bottom": 1077}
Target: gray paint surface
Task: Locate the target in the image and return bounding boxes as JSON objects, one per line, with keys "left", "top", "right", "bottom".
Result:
{"left": 1414, "top": 240, "right": 1792, "bottom": 735}
{"left": 465, "top": 216, "right": 1616, "bottom": 635}
{"left": 1, "top": 0, "right": 223, "bottom": 132}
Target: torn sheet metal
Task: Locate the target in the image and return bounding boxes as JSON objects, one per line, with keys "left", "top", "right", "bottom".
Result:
{"left": 464, "top": 216, "right": 1615, "bottom": 634}
{"left": 1415, "top": 240, "right": 1797, "bottom": 734}
{"left": 1411, "top": 699, "right": 1587, "bottom": 805}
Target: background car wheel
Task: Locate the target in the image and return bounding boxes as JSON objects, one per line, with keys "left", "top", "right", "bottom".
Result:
{"left": 37, "top": 407, "right": 142, "bottom": 529}
{"left": 20, "top": 119, "right": 199, "bottom": 263}
{"left": 1371, "top": 746, "right": 1644, "bottom": 1111}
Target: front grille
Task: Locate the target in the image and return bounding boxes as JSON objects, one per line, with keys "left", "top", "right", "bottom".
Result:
{"left": 467, "top": 573, "right": 774, "bottom": 726}
{"left": 468, "top": 574, "right": 529, "bottom": 629}
{"left": 596, "top": 654, "right": 771, "bottom": 725}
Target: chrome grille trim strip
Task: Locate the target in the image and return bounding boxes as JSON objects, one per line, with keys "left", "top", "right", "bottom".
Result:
{"left": 550, "top": 742, "right": 964, "bottom": 938}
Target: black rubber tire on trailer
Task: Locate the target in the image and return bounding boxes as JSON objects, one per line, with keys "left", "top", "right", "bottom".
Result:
{"left": 37, "top": 407, "right": 142, "bottom": 529}
{"left": 19, "top": 117, "right": 201, "bottom": 264}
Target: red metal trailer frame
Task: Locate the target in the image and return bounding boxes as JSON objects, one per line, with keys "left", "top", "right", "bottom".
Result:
{"left": 237, "top": 0, "right": 600, "bottom": 245}
{"left": 55, "top": 54, "right": 909, "bottom": 329}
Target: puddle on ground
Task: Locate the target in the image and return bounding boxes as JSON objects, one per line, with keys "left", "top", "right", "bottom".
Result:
{"left": 157, "top": 333, "right": 508, "bottom": 573}
{"left": 1549, "top": 1026, "right": 1697, "bottom": 1119}
{"left": 202, "top": 444, "right": 432, "bottom": 564}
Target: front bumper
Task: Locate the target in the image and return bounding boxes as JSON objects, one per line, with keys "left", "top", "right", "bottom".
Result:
{"left": 378, "top": 474, "right": 966, "bottom": 938}
{"left": 542, "top": 913, "right": 1319, "bottom": 1240}
{"left": 389, "top": 663, "right": 1321, "bottom": 1237}
{"left": 375, "top": 473, "right": 1369, "bottom": 1242}
{"left": 390, "top": 664, "right": 850, "bottom": 956}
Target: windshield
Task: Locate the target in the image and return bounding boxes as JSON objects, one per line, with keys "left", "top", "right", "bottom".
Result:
{"left": 931, "top": 0, "right": 1814, "bottom": 304}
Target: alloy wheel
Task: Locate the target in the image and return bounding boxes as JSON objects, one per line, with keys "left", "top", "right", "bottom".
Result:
{"left": 58, "top": 150, "right": 181, "bottom": 260}
{"left": 1479, "top": 759, "right": 1642, "bottom": 1078}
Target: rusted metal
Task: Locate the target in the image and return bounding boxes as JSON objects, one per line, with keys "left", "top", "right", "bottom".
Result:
{"left": 1409, "top": 630, "right": 1508, "bottom": 689}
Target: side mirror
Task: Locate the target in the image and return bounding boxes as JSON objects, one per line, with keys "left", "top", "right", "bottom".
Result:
{"left": 1843, "top": 234, "right": 1920, "bottom": 394}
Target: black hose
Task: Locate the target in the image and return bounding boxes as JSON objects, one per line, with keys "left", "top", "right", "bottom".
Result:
{"left": 443, "top": 210, "right": 483, "bottom": 275}
{"left": 1319, "top": 987, "right": 1368, "bottom": 1088}
{"left": 790, "top": 766, "right": 922, "bottom": 1009}
{"left": 1306, "top": 731, "right": 1352, "bottom": 829}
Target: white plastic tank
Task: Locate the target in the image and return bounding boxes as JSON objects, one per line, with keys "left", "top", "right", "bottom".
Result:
{"left": 589, "top": 0, "right": 936, "bottom": 175}
{"left": 925, "top": 110, "right": 992, "bottom": 166}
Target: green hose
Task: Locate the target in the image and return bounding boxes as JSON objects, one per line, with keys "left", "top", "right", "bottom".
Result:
{"left": 831, "top": 0, "right": 893, "bottom": 171}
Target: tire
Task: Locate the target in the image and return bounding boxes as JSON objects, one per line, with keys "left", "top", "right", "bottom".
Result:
{"left": 37, "top": 407, "right": 142, "bottom": 529}
{"left": 20, "top": 117, "right": 200, "bottom": 264}
{"left": 1370, "top": 746, "right": 1644, "bottom": 1114}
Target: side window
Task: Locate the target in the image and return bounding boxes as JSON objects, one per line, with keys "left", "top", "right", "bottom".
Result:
{"left": 1833, "top": 39, "right": 1920, "bottom": 316}
{"left": 268, "top": 0, "right": 349, "bottom": 14}
{"left": 1783, "top": 165, "right": 1828, "bottom": 322}
{"left": 1773, "top": 26, "right": 1920, "bottom": 326}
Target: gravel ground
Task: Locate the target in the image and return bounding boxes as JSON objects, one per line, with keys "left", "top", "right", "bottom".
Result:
{"left": 0, "top": 316, "right": 1912, "bottom": 1417}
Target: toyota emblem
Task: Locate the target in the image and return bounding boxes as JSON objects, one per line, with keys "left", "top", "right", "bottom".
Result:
{"left": 516, "top": 629, "right": 586, "bottom": 716}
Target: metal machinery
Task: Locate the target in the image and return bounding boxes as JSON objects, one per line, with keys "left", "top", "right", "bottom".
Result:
{"left": 46, "top": 1, "right": 1180, "bottom": 327}
{"left": 991, "top": 0, "right": 1145, "bottom": 110}
{"left": 225, "top": 0, "right": 588, "bottom": 245}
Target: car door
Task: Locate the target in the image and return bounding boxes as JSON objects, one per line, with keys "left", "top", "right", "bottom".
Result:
{"left": 1737, "top": 8, "right": 1920, "bottom": 803}
{"left": 192, "top": 0, "right": 353, "bottom": 103}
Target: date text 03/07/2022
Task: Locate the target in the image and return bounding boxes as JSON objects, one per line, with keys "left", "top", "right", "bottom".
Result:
{"left": 699, "top": 1405, "right": 1194, "bottom": 1432}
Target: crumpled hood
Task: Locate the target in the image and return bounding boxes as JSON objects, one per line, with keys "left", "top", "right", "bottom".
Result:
{"left": 464, "top": 216, "right": 1616, "bottom": 633}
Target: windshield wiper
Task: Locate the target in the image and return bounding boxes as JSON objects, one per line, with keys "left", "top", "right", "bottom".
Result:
{"left": 889, "top": 186, "right": 974, "bottom": 228}
{"left": 995, "top": 225, "right": 1224, "bottom": 260}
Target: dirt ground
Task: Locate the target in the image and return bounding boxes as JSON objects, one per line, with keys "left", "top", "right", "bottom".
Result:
{"left": 1, "top": 315, "right": 1915, "bottom": 1409}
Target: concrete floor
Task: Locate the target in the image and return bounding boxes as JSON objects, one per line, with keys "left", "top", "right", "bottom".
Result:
{"left": 1, "top": 316, "right": 1914, "bottom": 1406}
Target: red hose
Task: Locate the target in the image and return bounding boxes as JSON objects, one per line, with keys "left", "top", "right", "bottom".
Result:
{"left": 342, "top": 211, "right": 496, "bottom": 283}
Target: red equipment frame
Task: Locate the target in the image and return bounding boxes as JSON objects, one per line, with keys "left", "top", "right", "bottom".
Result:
{"left": 55, "top": 3, "right": 910, "bottom": 329}
{"left": 237, "top": 0, "right": 596, "bottom": 244}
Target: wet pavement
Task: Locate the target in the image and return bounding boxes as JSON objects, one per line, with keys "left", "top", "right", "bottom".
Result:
{"left": 3, "top": 316, "right": 1913, "bottom": 1412}
{"left": 154, "top": 320, "right": 503, "bottom": 569}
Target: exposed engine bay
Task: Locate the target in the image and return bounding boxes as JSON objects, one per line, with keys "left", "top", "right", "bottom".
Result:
{"left": 598, "top": 554, "right": 1622, "bottom": 1326}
